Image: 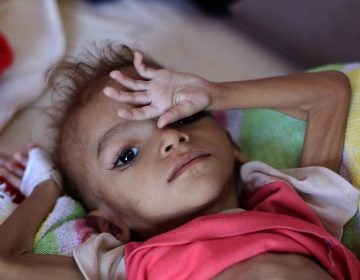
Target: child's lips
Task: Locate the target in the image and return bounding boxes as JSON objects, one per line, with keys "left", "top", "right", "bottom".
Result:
{"left": 167, "top": 151, "right": 211, "bottom": 183}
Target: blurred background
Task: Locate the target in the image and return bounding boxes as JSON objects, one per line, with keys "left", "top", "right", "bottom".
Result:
{"left": 0, "top": 0, "right": 359, "bottom": 155}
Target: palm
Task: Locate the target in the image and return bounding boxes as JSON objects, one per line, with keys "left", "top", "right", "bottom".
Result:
{"left": 104, "top": 51, "right": 212, "bottom": 128}
{"left": 147, "top": 69, "right": 209, "bottom": 109}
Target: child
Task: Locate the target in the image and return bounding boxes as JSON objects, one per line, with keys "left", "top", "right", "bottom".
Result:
{"left": 0, "top": 43, "right": 359, "bottom": 279}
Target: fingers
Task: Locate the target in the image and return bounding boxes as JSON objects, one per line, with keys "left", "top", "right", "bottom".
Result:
{"left": 13, "top": 151, "right": 28, "bottom": 168}
{"left": 157, "top": 101, "right": 198, "bottom": 128}
{"left": 27, "top": 142, "right": 39, "bottom": 151}
{"left": 0, "top": 143, "right": 40, "bottom": 191}
{"left": 0, "top": 153, "right": 9, "bottom": 166}
{"left": 0, "top": 149, "right": 28, "bottom": 189}
{"left": 133, "top": 51, "right": 157, "bottom": 79}
{"left": 109, "top": 70, "right": 148, "bottom": 91}
{"left": 0, "top": 167, "right": 22, "bottom": 189}
{"left": 4, "top": 162, "right": 24, "bottom": 178}
{"left": 107, "top": 51, "right": 157, "bottom": 93}
{"left": 103, "top": 87, "right": 151, "bottom": 105}
{"left": 117, "top": 104, "right": 160, "bottom": 120}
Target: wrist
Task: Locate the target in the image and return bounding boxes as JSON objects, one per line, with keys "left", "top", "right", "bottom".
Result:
{"left": 36, "top": 179, "right": 62, "bottom": 192}
{"left": 208, "top": 81, "right": 223, "bottom": 111}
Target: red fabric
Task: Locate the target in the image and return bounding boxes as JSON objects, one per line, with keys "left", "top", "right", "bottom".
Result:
{"left": 2, "top": 183, "right": 24, "bottom": 204}
{"left": 124, "top": 181, "right": 360, "bottom": 280}
{"left": 0, "top": 32, "right": 14, "bottom": 75}
{"left": 0, "top": 155, "right": 25, "bottom": 204}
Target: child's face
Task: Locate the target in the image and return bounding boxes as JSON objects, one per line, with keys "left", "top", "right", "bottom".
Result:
{"left": 72, "top": 68, "right": 238, "bottom": 236}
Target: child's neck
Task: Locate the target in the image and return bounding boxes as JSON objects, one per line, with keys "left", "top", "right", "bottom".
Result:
{"left": 132, "top": 175, "right": 240, "bottom": 241}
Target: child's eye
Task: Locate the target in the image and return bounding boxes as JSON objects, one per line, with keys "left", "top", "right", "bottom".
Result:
{"left": 113, "top": 147, "right": 139, "bottom": 168}
{"left": 174, "top": 111, "right": 209, "bottom": 126}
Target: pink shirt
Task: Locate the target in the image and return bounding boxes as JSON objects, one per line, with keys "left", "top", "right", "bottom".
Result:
{"left": 125, "top": 181, "right": 359, "bottom": 279}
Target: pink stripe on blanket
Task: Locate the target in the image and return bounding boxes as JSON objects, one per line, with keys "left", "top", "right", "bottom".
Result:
{"left": 75, "top": 218, "right": 95, "bottom": 243}
{"left": 212, "top": 111, "right": 227, "bottom": 128}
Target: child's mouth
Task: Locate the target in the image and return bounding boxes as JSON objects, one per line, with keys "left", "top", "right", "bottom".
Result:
{"left": 167, "top": 151, "right": 211, "bottom": 183}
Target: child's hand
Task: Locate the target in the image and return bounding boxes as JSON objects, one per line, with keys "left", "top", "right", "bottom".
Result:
{"left": 0, "top": 146, "right": 62, "bottom": 198}
{"left": 0, "top": 150, "right": 27, "bottom": 191}
{"left": 103, "top": 51, "right": 217, "bottom": 128}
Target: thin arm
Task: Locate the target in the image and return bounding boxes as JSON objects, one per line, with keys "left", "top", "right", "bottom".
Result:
{"left": 0, "top": 181, "right": 82, "bottom": 279}
{"left": 212, "top": 71, "right": 351, "bottom": 171}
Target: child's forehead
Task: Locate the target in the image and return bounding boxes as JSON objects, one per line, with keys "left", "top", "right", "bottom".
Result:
{"left": 86, "top": 66, "right": 145, "bottom": 119}
{"left": 77, "top": 82, "right": 147, "bottom": 141}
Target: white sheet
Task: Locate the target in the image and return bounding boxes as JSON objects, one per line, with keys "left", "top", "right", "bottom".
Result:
{"left": 0, "top": 0, "right": 65, "bottom": 132}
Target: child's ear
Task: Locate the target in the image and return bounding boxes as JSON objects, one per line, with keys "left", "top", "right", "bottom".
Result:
{"left": 226, "top": 131, "right": 248, "bottom": 164}
{"left": 233, "top": 145, "right": 248, "bottom": 164}
{"left": 86, "top": 210, "right": 130, "bottom": 244}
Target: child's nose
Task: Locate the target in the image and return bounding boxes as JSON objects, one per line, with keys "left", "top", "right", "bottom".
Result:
{"left": 160, "top": 129, "right": 190, "bottom": 156}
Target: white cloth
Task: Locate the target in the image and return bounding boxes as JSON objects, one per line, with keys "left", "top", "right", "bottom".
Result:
{"left": 0, "top": 183, "right": 18, "bottom": 224}
{"left": 0, "top": 0, "right": 65, "bottom": 132}
{"left": 241, "top": 161, "right": 360, "bottom": 239}
{"left": 73, "top": 233, "right": 126, "bottom": 280}
{"left": 20, "top": 148, "right": 62, "bottom": 197}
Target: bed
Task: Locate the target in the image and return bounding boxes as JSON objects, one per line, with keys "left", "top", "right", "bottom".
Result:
{"left": 0, "top": 0, "right": 359, "bottom": 260}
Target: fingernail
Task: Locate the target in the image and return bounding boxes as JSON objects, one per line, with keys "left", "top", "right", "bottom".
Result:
{"left": 103, "top": 87, "right": 111, "bottom": 96}
{"left": 117, "top": 109, "right": 125, "bottom": 117}
{"left": 0, "top": 167, "right": 7, "bottom": 176}
{"left": 117, "top": 109, "right": 131, "bottom": 118}
{"left": 157, "top": 120, "right": 165, "bottom": 129}
{"left": 104, "top": 87, "right": 117, "bottom": 98}
{"left": 109, "top": 71, "right": 116, "bottom": 78}
{"left": 14, "top": 152, "right": 22, "bottom": 161}
{"left": 110, "top": 71, "right": 121, "bottom": 79}
{"left": 28, "top": 142, "right": 37, "bottom": 149}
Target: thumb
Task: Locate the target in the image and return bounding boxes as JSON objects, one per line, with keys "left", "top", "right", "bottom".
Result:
{"left": 157, "top": 101, "right": 198, "bottom": 128}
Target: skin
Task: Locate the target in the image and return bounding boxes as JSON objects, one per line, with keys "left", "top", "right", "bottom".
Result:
{"left": 214, "top": 253, "right": 333, "bottom": 280}
{"left": 0, "top": 181, "right": 82, "bottom": 279}
{"left": 0, "top": 51, "right": 351, "bottom": 279}
{"left": 106, "top": 51, "right": 350, "bottom": 171}
{"left": 75, "top": 68, "right": 240, "bottom": 241}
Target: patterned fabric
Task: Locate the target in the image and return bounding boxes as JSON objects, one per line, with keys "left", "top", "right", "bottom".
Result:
{"left": 0, "top": 181, "right": 93, "bottom": 256}
{"left": 33, "top": 196, "right": 94, "bottom": 256}
{"left": 341, "top": 68, "right": 360, "bottom": 187}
